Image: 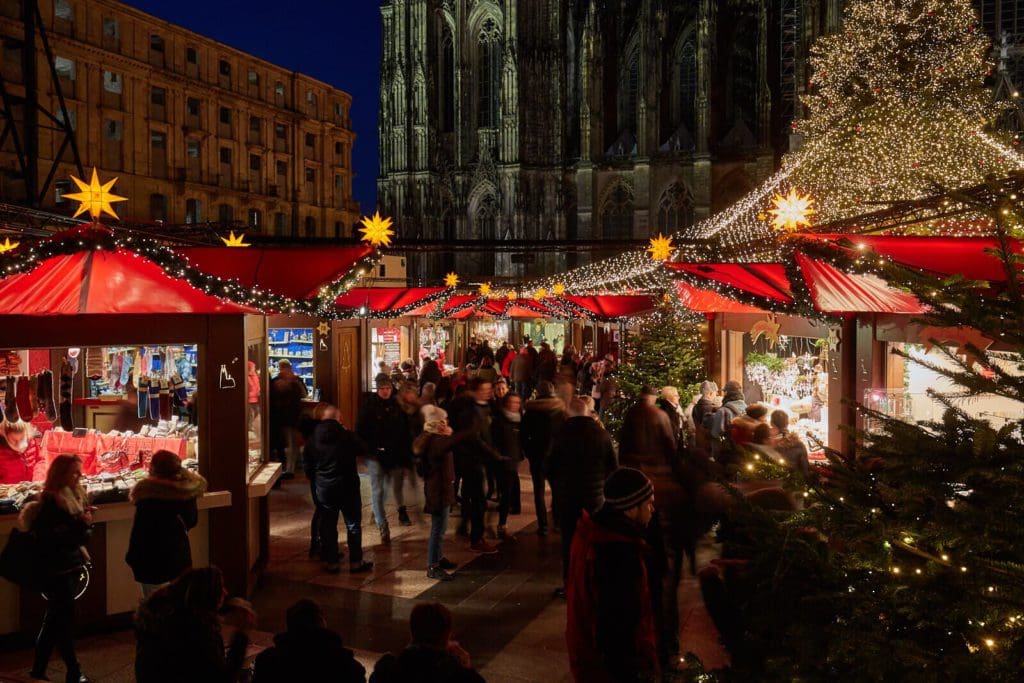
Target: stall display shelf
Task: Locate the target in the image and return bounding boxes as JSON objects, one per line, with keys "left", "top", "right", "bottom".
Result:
{"left": 267, "top": 327, "right": 314, "bottom": 392}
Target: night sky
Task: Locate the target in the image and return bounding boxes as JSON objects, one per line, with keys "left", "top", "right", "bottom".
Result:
{"left": 127, "top": 0, "right": 383, "bottom": 215}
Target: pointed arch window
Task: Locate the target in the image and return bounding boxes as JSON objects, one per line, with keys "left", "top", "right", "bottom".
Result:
{"left": 678, "top": 40, "right": 697, "bottom": 130}
{"left": 441, "top": 29, "right": 455, "bottom": 132}
{"left": 477, "top": 19, "right": 502, "bottom": 129}
{"left": 601, "top": 183, "right": 634, "bottom": 240}
{"left": 624, "top": 49, "right": 639, "bottom": 133}
{"left": 474, "top": 193, "right": 498, "bottom": 275}
{"left": 657, "top": 183, "right": 695, "bottom": 234}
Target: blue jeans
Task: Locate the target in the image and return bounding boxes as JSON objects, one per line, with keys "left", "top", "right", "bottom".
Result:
{"left": 428, "top": 507, "right": 449, "bottom": 567}
{"left": 366, "top": 459, "right": 389, "bottom": 530}
{"left": 319, "top": 503, "right": 363, "bottom": 565}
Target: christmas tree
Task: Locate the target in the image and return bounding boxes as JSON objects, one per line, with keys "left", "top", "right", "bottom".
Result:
{"left": 697, "top": 185, "right": 1024, "bottom": 679}
{"left": 603, "top": 302, "right": 705, "bottom": 434}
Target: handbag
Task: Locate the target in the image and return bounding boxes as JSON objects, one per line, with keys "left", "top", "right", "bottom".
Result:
{"left": 0, "top": 527, "right": 43, "bottom": 590}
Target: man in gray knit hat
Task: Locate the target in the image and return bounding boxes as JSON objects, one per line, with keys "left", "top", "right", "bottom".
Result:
{"left": 566, "top": 467, "right": 659, "bottom": 682}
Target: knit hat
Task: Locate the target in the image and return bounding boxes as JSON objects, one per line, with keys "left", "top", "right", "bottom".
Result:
{"left": 603, "top": 467, "right": 653, "bottom": 512}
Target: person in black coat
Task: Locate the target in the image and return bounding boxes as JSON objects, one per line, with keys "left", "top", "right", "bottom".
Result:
{"left": 126, "top": 450, "right": 208, "bottom": 597}
{"left": 253, "top": 599, "right": 365, "bottom": 683}
{"left": 315, "top": 405, "right": 373, "bottom": 573}
{"left": 370, "top": 602, "right": 484, "bottom": 683}
{"left": 20, "top": 454, "right": 93, "bottom": 683}
{"left": 419, "top": 357, "right": 443, "bottom": 391}
{"left": 300, "top": 407, "right": 329, "bottom": 560}
{"left": 357, "top": 377, "right": 414, "bottom": 542}
{"left": 134, "top": 567, "right": 254, "bottom": 683}
{"left": 547, "top": 398, "right": 618, "bottom": 594}
{"left": 520, "top": 381, "right": 565, "bottom": 535}
{"left": 491, "top": 392, "right": 523, "bottom": 538}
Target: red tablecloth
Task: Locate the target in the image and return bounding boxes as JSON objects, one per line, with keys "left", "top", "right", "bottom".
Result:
{"left": 40, "top": 430, "right": 186, "bottom": 475}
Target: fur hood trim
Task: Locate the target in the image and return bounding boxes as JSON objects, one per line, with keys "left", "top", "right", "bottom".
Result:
{"left": 130, "top": 470, "right": 208, "bottom": 504}
{"left": 525, "top": 397, "right": 565, "bottom": 414}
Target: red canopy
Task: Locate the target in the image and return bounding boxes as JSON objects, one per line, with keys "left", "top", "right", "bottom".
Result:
{"left": 0, "top": 250, "right": 253, "bottom": 315}
{"left": 794, "top": 253, "right": 927, "bottom": 314}
{"left": 674, "top": 281, "right": 765, "bottom": 314}
{"left": 335, "top": 287, "right": 447, "bottom": 315}
{"left": 667, "top": 263, "right": 793, "bottom": 303}
{"left": 180, "top": 245, "right": 374, "bottom": 300}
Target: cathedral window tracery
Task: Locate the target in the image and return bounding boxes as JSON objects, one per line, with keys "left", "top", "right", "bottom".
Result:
{"left": 657, "top": 183, "right": 695, "bottom": 234}
{"left": 477, "top": 18, "right": 502, "bottom": 129}
{"left": 600, "top": 181, "right": 634, "bottom": 240}
{"left": 677, "top": 38, "right": 697, "bottom": 131}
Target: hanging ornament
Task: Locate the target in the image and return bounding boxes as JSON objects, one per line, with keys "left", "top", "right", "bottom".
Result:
{"left": 768, "top": 188, "right": 816, "bottom": 233}
{"left": 358, "top": 211, "right": 395, "bottom": 247}
{"left": 0, "top": 237, "right": 19, "bottom": 254}
{"left": 317, "top": 321, "right": 330, "bottom": 336}
{"left": 507, "top": 290, "right": 518, "bottom": 300}
{"left": 826, "top": 328, "right": 840, "bottom": 352}
{"left": 444, "top": 272, "right": 459, "bottom": 287}
{"left": 220, "top": 231, "right": 251, "bottom": 247}
{"left": 750, "top": 314, "right": 782, "bottom": 349}
{"left": 553, "top": 282, "right": 566, "bottom": 296}
{"left": 646, "top": 233, "right": 675, "bottom": 261}
{"left": 478, "top": 282, "right": 492, "bottom": 297}
{"left": 535, "top": 287, "right": 548, "bottom": 299}
{"left": 64, "top": 168, "right": 128, "bottom": 221}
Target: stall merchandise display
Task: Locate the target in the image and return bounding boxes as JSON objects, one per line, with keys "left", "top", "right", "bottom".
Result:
{"left": 745, "top": 344, "right": 829, "bottom": 457}
{"left": 267, "top": 328, "right": 314, "bottom": 394}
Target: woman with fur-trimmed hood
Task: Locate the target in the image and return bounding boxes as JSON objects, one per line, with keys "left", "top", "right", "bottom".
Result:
{"left": 126, "top": 450, "right": 207, "bottom": 595}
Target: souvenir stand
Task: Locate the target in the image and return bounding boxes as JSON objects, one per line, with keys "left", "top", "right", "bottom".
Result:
{"left": 0, "top": 230, "right": 275, "bottom": 637}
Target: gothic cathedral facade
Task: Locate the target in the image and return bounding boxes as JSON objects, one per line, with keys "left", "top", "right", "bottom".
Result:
{"left": 377, "top": 1, "right": 845, "bottom": 285}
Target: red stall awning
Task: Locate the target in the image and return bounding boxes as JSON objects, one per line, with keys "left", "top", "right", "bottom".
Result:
{"left": 180, "top": 245, "right": 374, "bottom": 300}
{"left": 335, "top": 287, "right": 447, "bottom": 315}
{"left": 666, "top": 262, "right": 794, "bottom": 303}
{"left": 0, "top": 250, "right": 253, "bottom": 315}
{"left": 674, "top": 281, "right": 766, "bottom": 314}
{"left": 793, "top": 253, "right": 927, "bottom": 314}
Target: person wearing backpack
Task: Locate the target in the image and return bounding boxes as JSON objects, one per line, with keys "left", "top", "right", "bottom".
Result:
{"left": 415, "top": 405, "right": 474, "bottom": 581}
{"left": 707, "top": 380, "right": 746, "bottom": 465}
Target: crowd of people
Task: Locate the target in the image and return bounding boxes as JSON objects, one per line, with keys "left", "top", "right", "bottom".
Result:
{"left": 10, "top": 334, "right": 815, "bottom": 682}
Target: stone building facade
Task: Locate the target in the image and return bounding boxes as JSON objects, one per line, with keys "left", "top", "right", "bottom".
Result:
{"left": 0, "top": 0, "right": 359, "bottom": 236}
{"left": 378, "top": 0, "right": 851, "bottom": 284}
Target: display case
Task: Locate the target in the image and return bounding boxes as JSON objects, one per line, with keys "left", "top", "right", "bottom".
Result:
{"left": 267, "top": 327, "right": 314, "bottom": 395}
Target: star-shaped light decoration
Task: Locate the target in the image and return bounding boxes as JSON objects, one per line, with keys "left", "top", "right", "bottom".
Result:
{"left": 507, "top": 291, "right": 518, "bottom": 301}
{"left": 64, "top": 168, "right": 128, "bottom": 221}
{"left": 478, "top": 282, "right": 492, "bottom": 297}
{"left": 535, "top": 288, "right": 548, "bottom": 299}
{"left": 220, "top": 231, "right": 251, "bottom": 247}
{"left": 317, "top": 321, "right": 330, "bottom": 336}
{"left": 553, "top": 282, "right": 566, "bottom": 296}
{"left": 0, "top": 237, "right": 19, "bottom": 254}
{"left": 444, "top": 272, "right": 459, "bottom": 288}
{"left": 358, "top": 211, "right": 395, "bottom": 248}
{"left": 768, "top": 188, "right": 816, "bottom": 233}
{"left": 647, "top": 233, "right": 675, "bottom": 261}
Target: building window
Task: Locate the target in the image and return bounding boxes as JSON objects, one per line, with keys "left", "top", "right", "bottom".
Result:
{"left": 219, "top": 106, "right": 231, "bottom": 124}
{"left": 247, "top": 69, "right": 259, "bottom": 86}
{"left": 149, "top": 193, "right": 167, "bottom": 222}
{"left": 150, "top": 87, "right": 165, "bottom": 107}
{"left": 219, "top": 147, "right": 232, "bottom": 164}
{"left": 186, "top": 97, "right": 200, "bottom": 117}
{"left": 477, "top": 19, "right": 501, "bottom": 128}
{"left": 185, "top": 198, "right": 202, "bottom": 223}
{"left": 334, "top": 174, "right": 344, "bottom": 203}
{"left": 219, "top": 59, "right": 231, "bottom": 76}
{"left": 150, "top": 34, "right": 164, "bottom": 52}
{"left": 54, "top": 0, "right": 72, "bottom": 21}
{"left": 305, "top": 90, "right": 317, "bottom": 115}
{"left": 656, "top": 183, "right": 694, "bottom": 234}
{"left": 186, "top": 139, "right": 201, "bottom": 160}
{"left": 275, "top": 81, "right": 285, "bottom": 98}
{"left": 102, "top": 70, "right": 122, "bottom": 94}
{"left": 54, "top": 56, "right": 75, "bottom": 80}
{"left": 304, "top": 167, "right": 315, "bottom": 183}
{"left": 441, "top": 29, "right": 455, "bottom": 132}
{"left": 678, "top": 39, "right": 697, "bottom": 129}
{"left": 249, "top": 116, "right": 261, "bottom": 133}
{"left": 305, "top": 132, "right": 315, "bottom": 148}
{"left": 249, "top": 154, "right": 261, "bottom": 171}
{"left": 334, "top": 141, "right": 342, "bottom": 155}
{"left": 186, "top": 47, "right": 198, "bottom": 64}
{"left": 600, "top": 182, "right": 634, "bottom": 240}
{"left": 248, "top": 208, "right": 262, "bottom": 228}
{"left": 151, "top": 132, "right": 167, "bottom": 149}
{"left": 275, "top": 123, "right": 286, "bottom": 139}
{"left": 304, "top": 216, "right": 316, "bottom": 236}
{"left": 56, "top": 108, "right": 75, "bottom": 130}
{"left": 622, "top": 48, "right": 639, "bottom": 134}
{"left": 274, "top": 212, "right": 287, "bottom": 233}
{"left": 218, "top": 203, "right": 233, "bottom": 223}
{"left": 275, "top": 160, "right": 287, "bottom": 176}
{"left": 102, "top": 17, "right": 119, "bottom": 39}
{"left": 104, "top": 119, "right": 122, "bottom": 140}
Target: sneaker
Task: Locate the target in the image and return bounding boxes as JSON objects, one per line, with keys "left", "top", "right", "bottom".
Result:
{"left": 350, "top": 561, "right": 373, "bottom": 573}
{"left": 326, "top": 562, "right": 340, "bottom": 574}
{"left": 470, "top": 541, "right": 499, "bottom": 554}
{"left": 398, "top": 507, "right": 412, "bottom": 526}
{"left": 438, "top": 557, "right": 457, "bottom": 570}
{"left": 427, "top": 565, "right": 455, "bottom": 581}
{"left": 380, "top": 527, "right": 391, "bottom": 545}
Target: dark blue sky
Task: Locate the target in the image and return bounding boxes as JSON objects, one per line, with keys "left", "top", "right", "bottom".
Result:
{"left": 128, "top": 0, "right": 382, "bottom": 214}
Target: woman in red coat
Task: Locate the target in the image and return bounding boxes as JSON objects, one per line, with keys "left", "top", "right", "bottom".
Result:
{"left": 0, "top": 420, "right": 32, "bottom": 484}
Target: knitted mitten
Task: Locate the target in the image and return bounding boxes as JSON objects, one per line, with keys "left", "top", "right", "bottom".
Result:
{"left": 37, "top": 370, "right": 57, "bottom": 422}
{"left": 4, "top": 376, "right": 19, "bottom": 422}
{"left": 15, "top": 375, "right": 32, "bottom": 418}
{"left": 148, "top": 380, "right": 161, "bottom": 422}
{"left": 137, "top": 376, "right": 149, "bottom": 419}
{"left": 59, "top": 360, "right": 74, "bottom": 430}
{"left": 159, "top": 380, "right": 172, "bottom": 420}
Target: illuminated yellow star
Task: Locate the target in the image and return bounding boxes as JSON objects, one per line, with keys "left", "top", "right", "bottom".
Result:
{"left": 220, "top": 230, "right": 251, "bottom": 247}
{"left": 64, "top": 168, "right": 128, "bottom": 221}
{"left": 478, "top": 282, "right": 492, "bottom": 297}
{"left": 553, "top": 283, "right": 566, "bottom": 296}
{"left": 534, "top": 288, "right": 548, "bottom": 299}
{"left": 358, "top": 211, "right": 395, "bottom": 247}
{"left": 768, "top": 188, "right": 816, "bottom": 233}
{"left": 647, "top": 233, "right": 675, "bottom": 261}
{"left": 507, "top": 291, "right": 518, "bottom": 301}
{"left": 317, "top": 321, "right": 330, "bottom": 336}
{"left": 444, "top": 272, "right": 459, "bottom": 288}
{"left": 0, "top": 237, "right": 19, "bottom": 254}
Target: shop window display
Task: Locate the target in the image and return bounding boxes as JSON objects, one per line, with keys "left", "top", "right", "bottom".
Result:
{"left": 743, "top": 336, "right": 829, "bottom": 456}
{"left": 247, "top": 342, "right": 264, "bottom": 477}
{"left": 369, "top": 325, "right": 408, "bottom": 378}
{"left": 417, "top": 323, "right": 452, "bottom": 370}
{"left": 520, "top": 321, "right": 568, "bottom": 355}
{"left": 268, "top": 327, "right": 314, "bottom": 395}
{"left": 0, "top": 344, "right": 199, "bottom": 512}
{"left": 469, "top": 320, "right": 508, "bottom": 352}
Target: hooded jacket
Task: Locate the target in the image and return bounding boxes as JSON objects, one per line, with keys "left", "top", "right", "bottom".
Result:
{"left": 548, "top": 416, "right": 617, "bottom": 513}
{"left": 417, "top": 430, "right": 473, "bottom": 515}
{"left": 313, "top": 420, "right": 368, "bottom": 510}
{"left": 19, "top": 490, "right": 91, "bottom": 578}
{"left": 126, "top": 470, "right": 208, "bottom": 584}
{"left": 369, "top": 644, "right": 485, "bottom": 683}
{"left": 709, "top": 396, "right": 747, "bottom": 439}
{"left": 566, "top": 509, "right": 658, "bottom": 682}
{"left": 521, "top": 397, "right": 566, "bottom": 464}
{"left": 357, "top": 393, "right": 413, "bottom": 469}
{"left": 252, "top": 626, "right": 366, "bottom": 683}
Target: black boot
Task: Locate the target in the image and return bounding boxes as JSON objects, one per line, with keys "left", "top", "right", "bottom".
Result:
{"left": 398, "top": 506, "right": 412, "bottom": 526}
